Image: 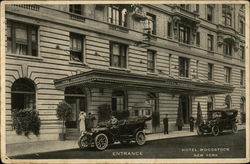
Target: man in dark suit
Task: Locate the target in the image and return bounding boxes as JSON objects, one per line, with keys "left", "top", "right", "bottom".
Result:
{"left": 163, "top": 114, "right": 169, "bottom": 134}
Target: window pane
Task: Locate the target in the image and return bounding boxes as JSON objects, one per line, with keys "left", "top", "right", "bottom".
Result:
{"left": 16, "top": 25, "right": 28, "bottom": 42}
{"left": 112, "top": 43, "right": 119, "bottom": 55}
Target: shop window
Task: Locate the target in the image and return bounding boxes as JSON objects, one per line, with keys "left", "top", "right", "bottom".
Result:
{"left": 112, "top": 90, "right": 126, "bottom": 112}
{"left": 70, "top": 33, "right": 84, "bottom": 62}
{"left": 225, "top": 95, "right": 231, "bottom": 109}
{"left": 207, "top": 34, "right": 214, "bottom": 51}
{"left": 69, "top": 5, "right": 84, "bottom": 15}
{"left": 207, "top": 5, "right": 213, "bottom": 22}
{"left": 240, "top": 70, "right": 245, "bottom": 86}
{"left": 11, "top": 78, "right": 36, "bottom": 110}
{"left": 108, "top": 5, "right": 128, "bottom": 27}
{"left": 7, "top": 20, "right": 38, "bottom": 56}
{"left": 179, "top": 57, "right": 189, "bottom": 77}
{"left": 146, "top": 13, "right": 156, "bottom": 35}
{"left": 147, "top": 50, "right": 156, "bottom": 73}
{"left": 224, "top": 67, "right": 231, "bottom": 83}
{"left": 179, "top": 24, "right": 190, "bottom": 44}
{"left": 110, "top": 42, "right": 127, "bottom": 68}
{"left": 208, "top": 63, "right": 213, "bottom": 81}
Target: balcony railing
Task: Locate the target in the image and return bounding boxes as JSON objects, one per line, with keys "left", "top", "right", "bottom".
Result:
{"left": 11, "top": 4, "right": 40, "bottom": 11}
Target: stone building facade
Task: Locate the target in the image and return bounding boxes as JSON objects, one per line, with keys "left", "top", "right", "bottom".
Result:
{"left": 4, "top": 3, "right": 246, "bottom": 143}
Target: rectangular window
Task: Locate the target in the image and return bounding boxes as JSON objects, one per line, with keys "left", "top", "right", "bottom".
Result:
{"left": 207, "top": 5, "right": 213, "bottom": 22}
{"left": 110, "top": 42, "right": 127, "bottom": 68}
{"left": 167, "top": 22, "right": 172, "bottom": 37}
{"left": 207, "top": 34, "right": 214, "bottom": 51}
{"left": 208, "top": 63, "right": 213, "bottom": 81}
{"left": 180, "top": 4, "right": 190, "bottom": 11}
{"left": 196, "top": 4, "right": 199, "bottom": 13}
{"left": 239, "top": 20, "right": 244, "bottom": 35}
{"left": 108, "top": 5, "right": 127, "bottom": 27}
{"left": 224, "top": 67, "right": 231, "bottom": 83}
{"left": 223, "top": 42, "right": 232, "bottom": 56}
{"left": 240, "top": 70, "right": 245, "bottom": 86}
{"left": 179, "top": 24, "right": 190, "bottom": 44}
{"left": 179, "top": 57, "right": 189, "bottom": 77}
{"left": 70, "top": 33, "right": 83, "bottom": 62}
{"left": 147, "top": 50, "right": 156, "bottom": 72}
{"left": 240, "top": 46, "right": 245, "bottom": 60}
{"left": 146, "top": 13, "right": 156, "bottom": 35}
{"left": 222, "top": 5, "right": 232, "bottom": 27}
{"left": 196, "top": 32, "right": 200, "bottom": 46}
{"left": 7, "top": 21, "right": 38, "bottom": 56}
{"left": 69, "top": 5, "right": 83, "bottom": 15}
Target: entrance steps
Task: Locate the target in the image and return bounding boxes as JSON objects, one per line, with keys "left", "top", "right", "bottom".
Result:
{"left": 65, "top": 128, "right": 80, "bottom": 140}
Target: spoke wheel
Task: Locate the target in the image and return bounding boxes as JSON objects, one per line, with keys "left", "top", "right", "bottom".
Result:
{"left": 95, "top": 133, "right": 108, "bottom": 151}
{"left": 212, "top": 126, "right": 220, "bottom": 136}
{"left": 78, "top": 135, "right": 89, "bottom": 149}
{"left": 197, "top": 127, "right": 204, "bottom": 136}
{"left": 135, "top": 131, "right": 146, "bottom": 146}
{"left": 232, "top": 124, "right": 238, "bottom": 133}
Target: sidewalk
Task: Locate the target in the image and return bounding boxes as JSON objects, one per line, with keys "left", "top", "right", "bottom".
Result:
{"left": 6, "top": 124, "right": 245, "bottom": 157}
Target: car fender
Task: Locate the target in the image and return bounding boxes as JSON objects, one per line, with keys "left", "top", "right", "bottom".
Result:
{"left": 133, "top": 127, "right": 144, "bottom": 137}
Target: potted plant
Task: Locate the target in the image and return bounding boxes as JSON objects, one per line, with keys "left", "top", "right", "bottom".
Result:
{"left": 176, "top": 99, "right": 184, "bottom": 131}
{"left": 196, "top": 102, "right": 203, "bottom": 127}
{"left": 113, "top": 110, "right": 130, "bottom": 120}
{"left": 56, "top": 101, "right": 72, "bottom": 141}
{"left": 12, "top": 108, "right": 41, "bottom": 137}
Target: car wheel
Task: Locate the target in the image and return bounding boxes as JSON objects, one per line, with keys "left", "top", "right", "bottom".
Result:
{"left": 78, "top": 135, "right": 89, "bottom": 149}
{"left": 94, "top": 133, "right": 108, "bottom": 151}
{"left": 197, "top": 127, "right": 204, "bottom": 136}
{"left": 212, "top": 126, "right": 220, "bottom": 136}
{"left": 135, "top": 131, "right": 146, "bottom": 146}
{"left": 232, "top": 124, "right": 238, "bottom": 133}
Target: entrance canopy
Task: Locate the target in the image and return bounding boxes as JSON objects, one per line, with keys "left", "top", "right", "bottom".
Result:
{"left": 54, "top": 69, "right": 234, "bottom": 96}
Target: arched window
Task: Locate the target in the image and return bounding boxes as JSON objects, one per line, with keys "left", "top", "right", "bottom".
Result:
{"left": 225, "top": 95, "right": 231, "bottom": 109}
{"left": 11, "top": 78, "right": 36, "bottom": 110}
{"left": 207, "top": 96, "right": 214, "bottom": 111}
{"left": 112, "top": 90, "right": 126, "bottom": 112}
{"left": 240, "top": 97, "right": 245, "bottom": 113}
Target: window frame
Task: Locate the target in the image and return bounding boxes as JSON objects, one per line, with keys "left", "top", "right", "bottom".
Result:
{"left": 110, "top": 42, "right": 127, "bottom": 68}
{"left": 179, "top": 24, "right": 191, "bottom": 44}
{"left": 179, "top": 57, "right": 189, "bottom": 78}
{"left": 112, "top": 90, "right": 127, "bottom": 112}
{"left": 147, "top": 50, "right": 156, "bottom": 73}
{"left": 208, "top": 63, "right": 214, "bottom": 81}
{"left": 240, "top": 46, "right": 245, "bottom": 60}
{"left": 239, "top": 19, "right": 244, "bottom": 35}
{"left": 207, "top": 5, "right": 213, "bottom": 22}
{"left": 224, "top": 67, "right": 231, "bottom": 83}
{"left": 196, "top": 32, "right": 200, "bottom": 46}
{"left": 70, "top": 33, "right": 84, "bottom": 62}
{"left": 240, "top": 70, "right": 245, "bottom": 86}
{"left": 146, "top": 13, "right": 157, "bottom": 35}
{"left": 223, "top": 41, "right": 233, "bottom": 56}
{"left": 167, "top": 21, "right": 172, "bottom": 38}
{"left": 108, "top": 5, "right": 128, "bottom": 27}
{"left": 7, "top": 20, "right": 38, "bottom": 57}
{"left": 69, "top": 4, "right": 84, "bottom": 15}
{"left": 207, "top": 34, "right": 214, "bottom": 51}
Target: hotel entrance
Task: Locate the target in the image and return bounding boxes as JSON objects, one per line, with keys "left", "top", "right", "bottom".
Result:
{"left": 179, "top": 95, "right": 192, "bottom": 124}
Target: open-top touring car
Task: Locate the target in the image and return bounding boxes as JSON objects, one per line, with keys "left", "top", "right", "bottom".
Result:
{"left": 197, "top": 109, "right": 238, "bottom": 136}
{"left": 78, "top": 116, "right": 151, "bottom": 150}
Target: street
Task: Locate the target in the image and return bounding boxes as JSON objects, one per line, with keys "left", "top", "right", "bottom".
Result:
{"left": 11, "top": 130, "right": 245, "bottom": 159}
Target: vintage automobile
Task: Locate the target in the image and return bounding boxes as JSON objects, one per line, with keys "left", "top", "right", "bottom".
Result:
{"left": 78, "top": 116, "right": 151, "bottom": 151}
{"left": 197, "top": 109, "right": 238, "bottom": 136}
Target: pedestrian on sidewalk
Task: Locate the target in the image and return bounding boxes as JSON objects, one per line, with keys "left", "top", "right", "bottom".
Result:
{"left": 86, "top": 112, "right": 96, "bottom": 131}
{"left": 189, "top": 116, "right": 195, "bottom": 132}
{"left": 79, "top": 111, "right": 86, "bottom": 133}
{"left": 163, "top": 114, "right": 169, "bottom": 134}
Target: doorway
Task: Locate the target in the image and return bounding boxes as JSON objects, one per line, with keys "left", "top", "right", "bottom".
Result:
{"left": 179, "top": 95, "right": 191, "bottom": 124}
{"left": 64, "top": 86, "right": 86, "bottom": 129}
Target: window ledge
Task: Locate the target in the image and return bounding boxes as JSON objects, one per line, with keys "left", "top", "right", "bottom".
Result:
{"left": 223, "top": 55, "right": 233, "bottom": 59}
{"left": 69, "top": 61, "right": 87, "bottom": 66}
{"left": 109, "top": 67, "right": 130, "bottom": 72}
{"left": 147, "top": 72, "right": 158, "bottom": 76}
{"left": 7, "top": 53, "right": 43, "bottom": 61}
{"left": 178, "top": 42, "right": 192, "bottom": 48}
{"left": 109, "top": 24, "right": 129, "bottom": 33}
{"left": 207, "top": 51, "right": 215, "bottom": 55}
{"left": 178, "top": 76, "right": 192, "bottom": 80}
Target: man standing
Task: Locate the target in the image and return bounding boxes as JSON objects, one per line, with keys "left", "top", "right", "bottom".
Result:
{"left": 163, "top": 114, "right": 169, "bottom": 134}
{"left": 86, "top": 112, "right": 95, "bottom": 131}
{"left": 189, "top": 116, "right": 195, "bottom": 132}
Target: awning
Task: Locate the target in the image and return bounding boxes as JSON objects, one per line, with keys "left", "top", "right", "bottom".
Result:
{"left": 54, "top": 69, "right": 234, "bottom": 96}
